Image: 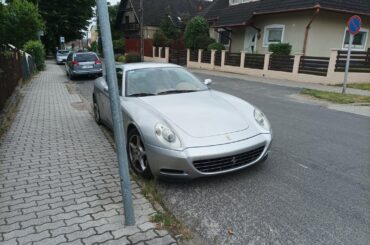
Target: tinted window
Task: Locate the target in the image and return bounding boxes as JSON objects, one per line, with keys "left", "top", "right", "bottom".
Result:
{"left": 57, "top": 50, "right": 69, "bottom": 55}
{"left": 75, "top": 53, "right": 97, "bottom": 62}
{"left": 116, "top": 68, "right": 123, "bottom": 96}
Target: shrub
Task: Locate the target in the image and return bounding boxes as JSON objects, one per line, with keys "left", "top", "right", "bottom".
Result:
{"left": 112, "top": 38, "right": 125, "bottom": 53}
{"left": 23, "top": 40, "right": 45, "bottom": 70}
{"left": 115, "top": 54, "right": 126, "bottom": 63}
{"left": 207, "top": 42, "right": 225, "bottom": 51}
{"left": 184, "top": 16, "right": 212, "bottom": 50}
{"left": 268, "top": 43, "right": 292, "bottom": 55}
{"left": 125, "top": 52, "right": 141, "bottom": 63}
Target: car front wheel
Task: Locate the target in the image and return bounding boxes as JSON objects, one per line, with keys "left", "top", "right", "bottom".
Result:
{"left": 127, "top": 129, "right": 152, "bottom": 179}
{"left": 93, "top": 97, "right": 102, "bottom": 125}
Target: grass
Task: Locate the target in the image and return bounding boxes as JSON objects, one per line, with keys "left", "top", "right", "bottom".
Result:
{"left": 134, "top": 177, "right": 192, "bottom": 241}
{"left": 332, "top": 83, "right": 370, "bottom": 91}
{"left": 301, "top": 88, "right": 370, "bottom": 104}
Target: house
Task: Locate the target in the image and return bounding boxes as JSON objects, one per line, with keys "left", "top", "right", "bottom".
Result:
{"left": 203, "top": 0, "right": 370, "bottom": 56}
{"left": 116, "top": 0, "right": 213, "bottom": 39}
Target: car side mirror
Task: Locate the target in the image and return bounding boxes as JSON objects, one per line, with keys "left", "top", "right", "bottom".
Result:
{"left": 204, "top": 79, "right": 212, "bottom": 85}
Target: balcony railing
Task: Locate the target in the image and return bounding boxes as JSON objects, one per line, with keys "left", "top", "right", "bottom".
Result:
{"left": 123, "top": 23, "right": 139, "bottom": 31}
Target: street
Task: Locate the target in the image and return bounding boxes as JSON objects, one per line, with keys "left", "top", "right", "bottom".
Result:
{"left": 68, "top": 65, "right": 370, "bottom": 245}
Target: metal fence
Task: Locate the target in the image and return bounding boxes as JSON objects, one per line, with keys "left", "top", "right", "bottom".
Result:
{"left": 225, "top": 52, "right": 241, "bottom": 67}
{"left": 244, "top": 53, "right": 265, "bottom": 70}
{"left": 201, "top": 50, "right": 212, "bottom": 64}
{"left": 269, "top": 55, "right": 294, "bottom": 72}
{"left": 0, "top": 46, "right": 35, "bottom": 110}
{"left": 335, "top": 50, "right": 370, "bottom": 73}
{"left": 299, "top": 56, "right": 330, "bottom": 76}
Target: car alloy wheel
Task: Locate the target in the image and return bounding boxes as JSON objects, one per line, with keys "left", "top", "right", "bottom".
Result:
{"left": 93, "top": 99, "right": 101, "bottom": 124}
{"left": 127, "top": 130, "right": 152, "bottom": 178}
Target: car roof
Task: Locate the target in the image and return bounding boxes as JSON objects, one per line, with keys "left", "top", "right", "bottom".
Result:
{"left": 116, "top": 62, "right": 181, "bottom": 71}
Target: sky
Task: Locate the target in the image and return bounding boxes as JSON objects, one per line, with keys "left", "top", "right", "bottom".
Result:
{"left": 108, "top": 0, "right": 120, "bottom": 5}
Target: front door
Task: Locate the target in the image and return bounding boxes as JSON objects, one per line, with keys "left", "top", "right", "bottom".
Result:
{"left": 244, "top": 27, "right": 257, "bottom": 53}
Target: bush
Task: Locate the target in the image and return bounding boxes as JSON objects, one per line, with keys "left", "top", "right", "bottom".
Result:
{"left": 268, "top": 43, "right": 292, "bottom": 55}
{"left": 207, "top": 42, "right": 225, "bottom": 51}
{"left": 112, "top": 38, "right": 125, "bottom": 53}
{"left": 125, "top": 52, "right": 141, "bottom": 63}
{"left": 23, "top": 40, "right": 45, "bottom": 70}
{"left": 115, "top": 54, "right": 126, "bottom": 63}
{"left": 184, "top": 16, "right": 211, "bottom": 50}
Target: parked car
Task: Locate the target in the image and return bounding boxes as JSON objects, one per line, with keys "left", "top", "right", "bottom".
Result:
{"left": 56, "top": 50, "right": 70, "bottom": 64}
{"left": 65, "top": 52, "right": 103, "bottom": 79}
{"left": 92, "top": 63, "right": 272, "bottom": 179}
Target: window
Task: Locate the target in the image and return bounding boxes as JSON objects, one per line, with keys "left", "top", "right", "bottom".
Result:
{"left": 229, "top": 0, "right": 259, "bottom": 6}
{"left": 263, "top": 24, "right": 285, "bottom": 47}
{"left": 219, "top": 29, "right": 231, "bottom": 46}
{"left": 342, "top": 28, "right": 368, "bottom": 51}
{"left": 116, "top": 68, "right": 123, "bottom": 96}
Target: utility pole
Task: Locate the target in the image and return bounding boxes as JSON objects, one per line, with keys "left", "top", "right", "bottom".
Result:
{"left": 140, "top": 0, "right": 144, "bottom": 61}
{"left": 96, "top": 0, "right": 135, "bottom": 226}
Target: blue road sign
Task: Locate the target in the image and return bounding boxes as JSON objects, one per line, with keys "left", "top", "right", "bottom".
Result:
{"left": 347, "top": 15, "right": 362, "bottom": 35}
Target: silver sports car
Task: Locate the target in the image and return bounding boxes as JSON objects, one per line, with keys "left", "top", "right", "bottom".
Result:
{"left": 93, "top": 63, "right": 272, "bottom": 179}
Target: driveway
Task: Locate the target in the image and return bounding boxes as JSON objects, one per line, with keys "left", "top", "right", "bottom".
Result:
{"left": 69, "top": 66, "right": 370, "bottom": 245}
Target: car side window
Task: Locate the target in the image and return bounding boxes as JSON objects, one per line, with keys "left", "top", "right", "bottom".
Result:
{"left": 67, "top": 53, "right": 73, "bottom": 61}
{"left": 116, "top": 68, "right": 123, "bottom": 96}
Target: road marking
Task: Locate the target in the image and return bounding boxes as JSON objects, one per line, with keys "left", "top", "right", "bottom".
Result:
{"left": 298, "top": 163, "right": 309, "bottom": 169}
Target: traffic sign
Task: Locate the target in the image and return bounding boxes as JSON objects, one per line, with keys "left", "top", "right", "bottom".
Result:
{"left": 342, "top": 15, "right": 362, "bottom": 94}
{"left": 60, "top": 36, "right": 65, "bottom": 43}
{"left": 347, "top": 15, "right": 362, "bottom": 35}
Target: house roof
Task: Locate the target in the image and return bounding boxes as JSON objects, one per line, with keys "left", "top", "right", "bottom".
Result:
{"left": 116, "top": 0, "right": 213, "bottom": 28}
{"left": 203, "top": 0, "right": 370, "bottom": 27}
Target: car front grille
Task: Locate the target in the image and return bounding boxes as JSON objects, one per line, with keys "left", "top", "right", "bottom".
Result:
{"left": 193, "top": 145, "right": 265, "bottom": 173}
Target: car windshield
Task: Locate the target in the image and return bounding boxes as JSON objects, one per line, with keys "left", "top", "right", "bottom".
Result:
{"left": 57, "top": 50, "right": 69, "bottom": 55}
{"left": 126, "top": 67, "right": 208, "bottom": 97}
{"left": 75, "top": 53, "right": 97, "bottom": 62}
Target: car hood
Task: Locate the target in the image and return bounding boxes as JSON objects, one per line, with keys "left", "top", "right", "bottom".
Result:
{"left": 139, "top": 90, "right": 249, "bottom": 138}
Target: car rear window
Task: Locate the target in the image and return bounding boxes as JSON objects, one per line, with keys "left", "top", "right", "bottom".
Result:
{"left": 57, "top": 50, "right": 69, "bottom": 55}
{"left": 75, "top": 53, "right": 97, "bottom": 62}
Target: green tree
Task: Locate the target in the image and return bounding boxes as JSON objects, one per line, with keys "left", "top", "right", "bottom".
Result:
{"left": 0, "top": 0, "right": 44, "bottom": 49}
{"left": 152, "top": 15, "right": 180, "bottom": 47}
{"left": 35, "top": 0, "right": 95, "bottom": 52}
{"left": 159, "top": 16, "right": 180, "bottom": 41}
{"left": 184, "top": 16, "right": 213, "bottom": 50}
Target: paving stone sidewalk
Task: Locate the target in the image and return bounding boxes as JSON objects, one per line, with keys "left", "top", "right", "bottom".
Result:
{"left": 0, "top": 62, "right": 176, "bottom": 245}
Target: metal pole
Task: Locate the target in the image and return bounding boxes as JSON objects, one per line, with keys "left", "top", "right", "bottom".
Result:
{"left": 140, "top": 0, "right": 144, "bottom": 61}
{"left": 96, "top": 0, "right": 135, "bottom": 226}
{"left": 342, "top": 34, "right": 353, "bottom": 94}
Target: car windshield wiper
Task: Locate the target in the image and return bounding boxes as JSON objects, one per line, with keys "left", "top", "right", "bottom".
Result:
{"left": 127, "top": 92, "right": 156, "bottom": 97}
{"left": 157, "top": 89, "right": 198, "bottom": 95}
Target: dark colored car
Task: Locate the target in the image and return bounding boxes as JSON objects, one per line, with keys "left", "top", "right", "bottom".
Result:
{"left": 65, "top": 52, "right": 103, "bottom": 79}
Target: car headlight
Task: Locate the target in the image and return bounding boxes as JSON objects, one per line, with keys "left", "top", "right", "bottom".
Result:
{"left": 254, "top": 108, "right": 270, "bottom": 131}
{"left": 155, "top": 123, "right": 181, "bottom": 148}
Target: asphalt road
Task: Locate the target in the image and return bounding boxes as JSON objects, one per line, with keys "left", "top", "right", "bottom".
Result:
{"left": 62, "top": 65, "right": 370, "bottom": 245}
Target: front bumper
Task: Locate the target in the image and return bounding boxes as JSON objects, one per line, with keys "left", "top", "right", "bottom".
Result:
{"left": 145, "top": 133, "right": 272, "bottom": 179}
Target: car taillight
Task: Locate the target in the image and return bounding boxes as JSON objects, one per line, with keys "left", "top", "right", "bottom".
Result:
{"left": 72, "top": 60, "right": 79, "bottom": 66}
{"left": 95, "top": 59, "right": 102, "bottom": 64}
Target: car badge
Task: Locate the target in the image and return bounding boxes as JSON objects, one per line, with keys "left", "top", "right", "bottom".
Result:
{"left": 226, "top": 135, "right": 231, "bottom": 140}
{"left": 232, "top": 157, "right": 236, "bottom": 164}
